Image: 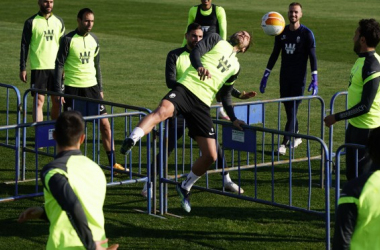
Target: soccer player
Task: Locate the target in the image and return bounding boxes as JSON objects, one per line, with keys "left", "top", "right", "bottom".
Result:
{"left": 18, "top": 111, "right": 119, "bottom": 250}
{"left": 182, "top": 0, "right": 226, "bottom": 45}
{"left": 259, "top": 2, "right": 318, "bottom": 155}
{"left": 19, "top": 0, "right": 65, "bottom": 122}
{"left": 324, "top": 19, "right": 380, "bottom": 181}
{"left": 121, "top": 30, "right": 251, "bottom": 212}
{"left": 53, "top": 8, "right": 124, "bottom": 171}
{"left": 140, "top": 23, "right": 255, "bottom": 197}
{"left": 333, "top": 126, "right": 380, "bottom": 249}
{"left": 183, "top": 0, "right": 229, "bottom": 120}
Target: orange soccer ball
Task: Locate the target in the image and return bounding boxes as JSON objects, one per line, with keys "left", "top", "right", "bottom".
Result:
{"left": 261, "top": 11, "right": 285, "bottom": 36}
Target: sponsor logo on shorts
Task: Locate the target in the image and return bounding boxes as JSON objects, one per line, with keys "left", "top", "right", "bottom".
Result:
{"left": 100, "top": 105, "right": 105, "bottom": 112}
{"left": 169, "top": 93, "right": 176, "bottom": 98}
{"left": 208, "top": 127, "right": 215, "bottom": 136}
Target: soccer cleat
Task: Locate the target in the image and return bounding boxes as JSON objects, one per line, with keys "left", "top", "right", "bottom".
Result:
{"left": 113, "top": 163, "right": 129, "bottom": 172}
{"left": 113, "top": 163, "right": 125, "bottom": 171}
{"left": 217, "top": 107, "right": 230, "bottom": 120}
{"left": 120, "top": 138, "right": 135, "bottom": 155}
{"left": 291, "top": 138, "right": 302, "bottom": 148}
{"left": 176, "top": 184, "right": 191, "bottom": 213}
{"left": 224, "top": 181, "right": 244, "bottom": 193}
{"left": 278, "top": 144, "right": 286, "bottom": 155}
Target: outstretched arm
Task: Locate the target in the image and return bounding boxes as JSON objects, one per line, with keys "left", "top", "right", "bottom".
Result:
{"left": 324, "top": 76, "right": 380, "bottom": 127}
{"left": 219, "top": 84, "right": 246, "bottom": 130}
{"left": 231, "top": 87, "right": 257, "bottom": 99}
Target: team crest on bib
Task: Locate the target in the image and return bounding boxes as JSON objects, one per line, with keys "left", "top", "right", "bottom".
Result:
{"left": 169, "top": 93, "right": 176, "bottom": 99}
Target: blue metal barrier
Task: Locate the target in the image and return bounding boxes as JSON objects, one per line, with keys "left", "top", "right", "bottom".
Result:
{"left": 159, "top": 96, "right": 325, "bottom": 188}
{"left": 0, "top": 83, "right": 22, "bottom": 196}
{"left": 334, "top": 143, "right": 366, "bottom": 210}
{"left": 156, "top": 95, "right": 330, "bottom": 249}
{"left": 327, "top": 91, "right": 348, "bottom": 168}
{"left": 0, "top": 82, "right": 22, "bottom": 129}
{"left": 2, "top": 89, "right": 157, "bottom": 214}
{"left": 0, "top": 112, "right": 156, "bottom": 213}
{"left": 159, "top": 120, "right": 331, "bottom": 249}
{"left": 21, "top": 89, "right": 151, "bottom": 171}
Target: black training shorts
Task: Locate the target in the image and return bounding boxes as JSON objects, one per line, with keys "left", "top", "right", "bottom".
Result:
{"left": 163, "top": 84, "right": 215, "bottom": 139}
{"left": 30, "top": 69, "right": 55, "bottom": 96}
{"left": 63, "top": 85, "right": 107, "bottom": 115}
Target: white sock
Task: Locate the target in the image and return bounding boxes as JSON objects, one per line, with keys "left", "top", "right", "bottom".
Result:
{"left": 224, "top": 173, "right": 232, "bottom": 183}
{"left": 181, "top": 171, "right": 201, "bottom": 191}
{"left": 142, "top": 182, "right": 148, "bottom": 191}
{"left": 129, "top": 127, "right": 144, "bottom": 143}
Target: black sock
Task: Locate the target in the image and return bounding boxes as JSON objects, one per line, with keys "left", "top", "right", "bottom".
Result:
{"left": 106, "top": 151, "right": 116, "bottom": 166}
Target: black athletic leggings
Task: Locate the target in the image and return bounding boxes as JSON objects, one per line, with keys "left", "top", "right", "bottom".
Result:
{"left": 345, "top": 123, "right": 373, "bottom": 181}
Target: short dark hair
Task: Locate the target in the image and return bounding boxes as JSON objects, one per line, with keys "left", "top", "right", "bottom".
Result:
{"left": 358, "top": 19, "right": 380, "bottom": 48}
{"left": 289, "top": 2, "right": 302, "bottom": 9}
{"left": 77, "top": 8, "right": 94, "bottom": 20}
{"left": 54, "top": 111, "right": 85, "bottom": 147}
{"left": 186, "top": 23, "right": 202, "bottom": 34}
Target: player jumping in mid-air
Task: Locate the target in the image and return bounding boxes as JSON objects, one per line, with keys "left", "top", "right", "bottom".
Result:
{"left": 121, "top": 30, "right": 252, "bottom": 212}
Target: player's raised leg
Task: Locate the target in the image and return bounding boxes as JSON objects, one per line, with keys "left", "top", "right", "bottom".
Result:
{"left": 120, "top": 99, "right": 175, "bottom": 155}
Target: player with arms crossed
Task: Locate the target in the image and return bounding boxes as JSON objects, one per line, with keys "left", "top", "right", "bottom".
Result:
{"left": 121, "top": 30, "right": 251, "bottom": 212}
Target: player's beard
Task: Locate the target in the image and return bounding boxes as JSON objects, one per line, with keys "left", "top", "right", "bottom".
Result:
{"left": 40, "top": 6, "right": 52, "bottom": 15}
{"left": 353, "top": 38, "right": 361, "bottom": 54}
{"left": 289, "top": 17, "right": 298, "bottom": 25}
{"left": 189, "top": 41, "right": 197, "bottom": 49}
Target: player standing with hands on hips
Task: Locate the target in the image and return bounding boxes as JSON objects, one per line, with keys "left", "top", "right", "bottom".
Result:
{"left": 260, "top": 2, "right": 318, "bottom": 155}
